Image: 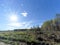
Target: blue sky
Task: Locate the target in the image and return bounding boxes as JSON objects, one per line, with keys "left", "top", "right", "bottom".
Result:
{"left": 0, "top": 0, "right": 60, "bottom": 30}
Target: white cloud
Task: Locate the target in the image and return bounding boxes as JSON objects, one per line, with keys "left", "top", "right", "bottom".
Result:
{"left": 21, "top": 12, "right": 28, "bottom": 17}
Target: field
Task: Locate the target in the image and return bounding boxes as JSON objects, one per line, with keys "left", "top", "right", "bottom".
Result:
{"left": 0, "top": 30, "right": 37, "bottom": 45}
{"left": 0, "top": 29, "right": 60, "bottom": 45}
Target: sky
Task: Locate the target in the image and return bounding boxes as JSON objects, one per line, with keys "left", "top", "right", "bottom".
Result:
{"left": 0, "top": 0, "right": 60, "bottom": 30}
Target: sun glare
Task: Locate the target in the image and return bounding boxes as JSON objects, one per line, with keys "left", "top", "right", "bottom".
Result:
{"left": 9, "top": 15, "right": 18, "bottom": 22}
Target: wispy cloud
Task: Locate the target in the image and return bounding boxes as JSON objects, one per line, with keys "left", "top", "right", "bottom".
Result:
{"left": 7, "top": 21, "right": 33, "bottom": 30}
{"left": 7, "top": 22, "right": 22, "bottom": 27}
{"left": 6, "top": 11, "right": 33, "bottom": 30}
{"left": 21, "top": 12, "right": 28, "bottom": 17}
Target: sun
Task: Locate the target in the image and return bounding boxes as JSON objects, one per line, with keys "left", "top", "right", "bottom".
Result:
{"left": 9, "top": 14, "right": 18, "bottom": 22}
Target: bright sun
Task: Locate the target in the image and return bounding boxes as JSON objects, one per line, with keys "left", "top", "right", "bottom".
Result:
{"left": 9, "top": 15, "right": 18, "bottom": 22}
